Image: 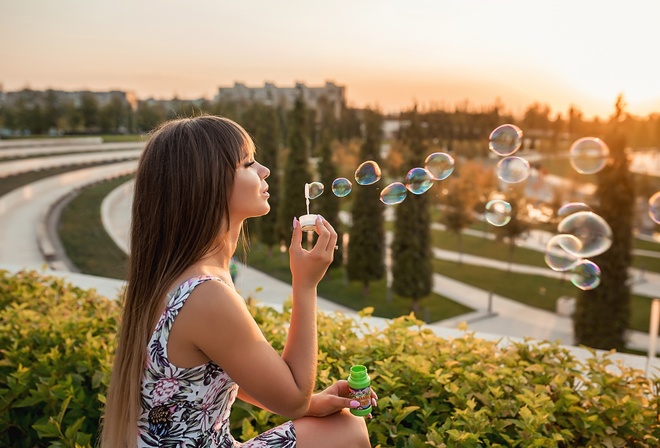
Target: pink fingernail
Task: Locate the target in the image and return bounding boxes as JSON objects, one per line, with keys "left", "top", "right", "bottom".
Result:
{"left": 293, "top": 217, "right": 298, "bottom": 229}
{"left": 350, "top": 400, "right": 360, "bottom": 408}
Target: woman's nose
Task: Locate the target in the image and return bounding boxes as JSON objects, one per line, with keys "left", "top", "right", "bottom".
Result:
{"left": 261, "top": 164, "right": 270, "bottom": 179}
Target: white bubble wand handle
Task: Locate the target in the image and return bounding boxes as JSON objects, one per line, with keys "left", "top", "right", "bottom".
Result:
{"left": 305, "top": 183, "right": 311, "bottom": 215}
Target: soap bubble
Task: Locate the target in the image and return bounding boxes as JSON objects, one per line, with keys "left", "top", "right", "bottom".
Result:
{"left": 570, "top": 259, "right": 601, "bottom": 290}
{"left": 496, "top": 156, "right": 530, "bottom": 183}
{"left": 355, "top": 161, "right": 382, "bottom": 186}
{"left": 307, "top": 182, "right": 324, "bottom": 199}
{"left": 544, "top": 234, "right": 582, "bottom": 272}
{"left": 425, "top": 152, "right": 455, "bottom": 180}
{"left": 485, "top": 199, "right": 512, "bottom": 226}
{"left": 380, "top": 182, "right": 407, "bottom": 205}
{"left": 557, "top": 211, "right": 612, "bottom": 258}
{"left": 558, "top": 202, "right": 592, "bottom": 217}
{"left": 569, "top": 137, "right": 610, "bottom": 174}
{"left": 649, "top": 191, "right": 660, "bottom": 224}
{"left": 332, "top": 178, "right": 352, "bottom": 197}
{"left": 405, "top": 167, "right": 434, "bottom": 194}
{"left": 489, "top": 124, "right": 523, "bottom": 156}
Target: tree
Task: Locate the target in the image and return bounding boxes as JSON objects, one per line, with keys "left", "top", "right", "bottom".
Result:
{"left": 573, "top": 95, "right": 634, "bottom": 350}
{"left": 347, "top": 108, "right": 385, "bottom": 294}
{"left": 279, "top": 92, "right": 312, "bottom": 245}
{"left": 315, "top": 133, "right": 343, "bottom": 268}
{"left": 493, "top": 187, "right": 530, "bottom": 270}
{"left": 249, "top": 104, "right": 282, "bottom": 253}
{"left": 391, "top": 107, "right": 433, "bottom": 314}
{"left": 437, "top": 161, "right": 481, "bottom": 263}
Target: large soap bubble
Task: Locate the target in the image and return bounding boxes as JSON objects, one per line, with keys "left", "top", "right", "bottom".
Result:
{"left": 489, "top": 124, "right": 523, "bottom": 156}
{"left": 355, "top": 161, "right": 382, "bottom": 186}
{"left": 332, "top": 178, "right": 352, "bottom": 197}
{"left": 558, "top": 202, "right": 592, "bottom": 217}
{"left": 649, "top": 191, "right": 660, "bottom": 224}
{"left": 425, "top": 152, "right": 455, "bottom": 180}
{"left": 307, "top": 182, "right": 324, "bottom": 199}
{"left": 544, "top": 234, "right": 581, "bottom": 272}
{"left": 557, "top": 211, "right": 612, "bottom": 258}
{"left": 380, "top": 182, "right": 407, "bottom": 205}
{"left": 570, "top": 259, "right": 601, "bottom": 290}
{"left": 485, "top": 199, "right": 512, "bottom": 227}
{"left": 569, "top": 137, "right": 610, "bottom": 174}
{"left": 405, "top": 167, "right": 434, "bottom": 194}
{"left": 496, "top": 156, "right": 530, "bottom": 183}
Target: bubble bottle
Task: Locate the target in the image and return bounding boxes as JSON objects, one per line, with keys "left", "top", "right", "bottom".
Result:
{"left": 347, "top": 365, "right": 372, "bottom": 417}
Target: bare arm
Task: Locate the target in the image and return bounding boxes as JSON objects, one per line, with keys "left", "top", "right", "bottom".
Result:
{"left": 183, "top": 216, "right": 337, "bottom": 419}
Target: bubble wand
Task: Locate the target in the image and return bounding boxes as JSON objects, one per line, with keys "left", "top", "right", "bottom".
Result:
{"left": 299, "top": 182, "right": 323, "bottom": 232}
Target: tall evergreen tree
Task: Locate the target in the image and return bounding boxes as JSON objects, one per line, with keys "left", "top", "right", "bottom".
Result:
{"left": 391, "top": 107, "right": 433, "bottom": 314}
{"left": 316, "top": 133, "right": 343, "bottom": 268}
{"left": 252, "top": 105, "right": 282, "bottom": 253}
{"left": 279, "top": 92, "right": 312, "bottom": 245}
{"left": 347, "top": 109, "right": 385, "bottom": 294}
{"left": 573, "top": 95, "right": 634, "bottom": 350}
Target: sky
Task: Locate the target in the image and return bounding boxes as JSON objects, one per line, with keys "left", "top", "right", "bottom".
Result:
{"left": 2, "top": 0, "right": 660, "bottom": 119}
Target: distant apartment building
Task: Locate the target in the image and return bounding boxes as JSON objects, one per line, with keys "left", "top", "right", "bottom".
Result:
{"left": 215, "top": 81, "right": 345, "bottom": 119}
{"left": 0, "top": 87, "right": 138, "bottom": 110}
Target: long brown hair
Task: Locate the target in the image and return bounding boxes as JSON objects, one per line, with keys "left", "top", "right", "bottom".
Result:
{"left": 101, "top": 115, "right": 254, "bottom": 447}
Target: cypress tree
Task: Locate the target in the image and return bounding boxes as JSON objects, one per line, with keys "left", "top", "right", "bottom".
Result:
{"left": 279, "top": 92, "right": 312, "bottom": 245}
{"left": 251, "top": 105, "right": 282, "bottom": 253}
{"left": 573, "top": 96, "right": 634, "bottom": 350}
{"left": 391, "top": 107, "right": 433, "bottom": 314}
{"left": 315, "top": 133, "right": 344, "bottom": 268}
{"left": 347, "top": 109, "right": 385, "bottom": 294}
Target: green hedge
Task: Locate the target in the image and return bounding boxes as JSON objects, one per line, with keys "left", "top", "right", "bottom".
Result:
{"left": 1, "top": 269, "right": 659, "bottom": 447}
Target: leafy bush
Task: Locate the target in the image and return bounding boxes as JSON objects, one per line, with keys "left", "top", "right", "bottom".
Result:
{"left": 1, "top": 269, "right": 659, "bottom": 447}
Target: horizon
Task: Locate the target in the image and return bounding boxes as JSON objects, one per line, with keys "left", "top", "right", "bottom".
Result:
{"left": 3, "top": 0, "right": 660, "bottom": 120}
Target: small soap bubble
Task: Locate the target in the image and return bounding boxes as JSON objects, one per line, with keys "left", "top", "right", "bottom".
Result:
{"left": 570, "top": 259, "right": 601, "bottom": 290}
{"left": 485, "top": 199, "right": 512, "bottom": 227}
{"left": 569, "top": 137, "right": 610, "bottom": 174}
{"left": 425, "top": 152, "right": 455, "bottom": 180}
{"left": 544, "top": 234, "right": 581, "bottom": 272}
{"left": 489, "top": 124, "right": 523, "bottom": 156}
{"left": 558, "top": 202, "right": 592, "bottom": 217}
{"left": 649, "top": 191, "right": 660, "bottom": 224}
{"left": 355, "top": 161, "right": 382, "bottom": 186}
{"left": 380, "top": 182, "right": 407, "bottom": 205}
{"left": 332, "top": 178, "right": 352, "bottom": 197}
{"left": 405, "top": 167, "right": 434, "bottom": 194}
{"left": 307, "top": 182, "right": 324, "bottom": 199}
{"left": 496, "top": 156, "right": 530, "bottom": 183}
{"left": 557, "top": 211, "right": 612, "bottom": 258}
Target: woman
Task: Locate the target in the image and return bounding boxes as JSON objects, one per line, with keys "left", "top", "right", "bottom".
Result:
{"left": 101, "top": 115, "right": 372, "bottom": 447}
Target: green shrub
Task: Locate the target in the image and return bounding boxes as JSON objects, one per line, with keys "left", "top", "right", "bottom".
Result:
{"left": 1, "top": 269, "right": 659, "bottom": 447}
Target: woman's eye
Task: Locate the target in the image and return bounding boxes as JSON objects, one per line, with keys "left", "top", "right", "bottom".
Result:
{"left": 244, "top": 160, "right": 256, "bottom": 168}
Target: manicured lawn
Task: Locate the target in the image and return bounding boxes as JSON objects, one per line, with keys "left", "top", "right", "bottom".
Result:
{"left": 58, "top": 175, "right": 131, "bottom": 280}
{"left": 432, "top": 258, "right": 653, "bottom": 333}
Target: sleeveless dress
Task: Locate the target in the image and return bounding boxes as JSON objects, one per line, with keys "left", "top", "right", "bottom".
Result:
{"left": 137, "top": 275, "right": 297, "bottom": 447}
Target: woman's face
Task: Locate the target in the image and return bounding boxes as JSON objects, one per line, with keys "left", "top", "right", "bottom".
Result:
{"left": 228, "top": 154, "right": 271, "bottom": 222}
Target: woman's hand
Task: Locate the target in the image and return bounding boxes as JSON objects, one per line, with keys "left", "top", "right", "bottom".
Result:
{"left": 289, "top": 215, "right": 338, "bottom": 289}
{"left": 306, "top": 380, "right": 378, "bottom": 418}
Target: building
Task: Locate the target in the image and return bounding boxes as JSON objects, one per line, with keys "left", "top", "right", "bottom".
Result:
{"left": 215, "top": 81, "right": 345, "bottom": 119}
{"left": 0, "top": 88, "right": 138, "bottom": 111}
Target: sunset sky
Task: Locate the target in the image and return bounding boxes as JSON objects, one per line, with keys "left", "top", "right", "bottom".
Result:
{"left": 2, "top": 0, "right": 660, "bottom": 119}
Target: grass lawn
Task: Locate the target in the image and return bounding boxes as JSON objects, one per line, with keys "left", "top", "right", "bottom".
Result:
{"left": 58, "top": 175, "right": 131, "bottom": 280}
{"left": 432, "top": 258, "right": 653, "bottom": 333}
{"left": 237, "top": 242, "right": 473, "bottom": 322}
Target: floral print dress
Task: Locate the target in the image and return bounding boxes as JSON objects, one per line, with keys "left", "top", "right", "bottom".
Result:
{"left": 137, "top": 275, "right": 297, "bottom": 447}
